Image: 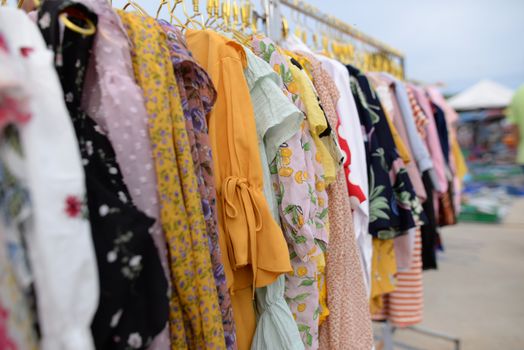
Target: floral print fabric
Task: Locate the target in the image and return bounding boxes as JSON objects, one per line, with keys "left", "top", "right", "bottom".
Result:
{"left": 38, "top": 2, "right": 169, "bottom": 349}
{"left": 0, "top": 131, "right": 38, "bottom": 350}
{"left": 2, "top": 7, "right": 100, "bottom": 349}
{"left": 293, "top": 51, "right": 343, "bottom": 325}
{"left": 187, "top": 29, "right": 293, "bottom": 350}
{"left": 293, "top": 52, "right": 373, "bottom": 350}
{"left": 158, "top": 21, "right": 235, "bottom": 350}
{"left": 251, "top": 36, "right": 328, "bottom": 350}
{"left": 79, "top": 0, "right": 171, "bottom": 292}
{"left": 119, "top": 14, "right": 225, "bottom": 350}
{"left": 241, "top": 42, "right": 303, "bottom": 350}
{"left": 347, "top": 65, "right": 418, "bottom": 239}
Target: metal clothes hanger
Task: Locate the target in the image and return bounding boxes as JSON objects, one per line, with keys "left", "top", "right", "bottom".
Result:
{"left": 204, "top": 0, "right": 219, "bottom": 28}
{"left": 59, "top": 10, "right": 96, "bottom": 36}
{"left": 184, "top": 0, "right": 206, "bottom": 29}
{"left": 222, "top": 0, "right": 231, "bottom": 31}
{"left": 122, "top": 1, "right": 149, "bottom": 16}
{"left": 166, "top": 0, "right": 190, "bottom": 30}
{"left": 281, "top": 14, "right": 289, "bottom": 39}
{"left": 155, "top": 0, "right": 170, "bottom": 19}
{"left": 15, "top": 0, "right": 95, "bottom": 36}
{"left": 177, "top": 0, "right": 204, "bottom": 29}
{"left": 230, "top": 0, "right": 252, "bottom": 46}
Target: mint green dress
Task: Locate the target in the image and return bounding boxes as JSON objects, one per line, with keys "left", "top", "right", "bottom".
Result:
{"left": 243, "top": 46, "right": 304, "bottom": 350}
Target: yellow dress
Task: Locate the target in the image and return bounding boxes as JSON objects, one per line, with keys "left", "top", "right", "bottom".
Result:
{"left": 370, "top": 238, "right": 397, "bottom": 314}
{"left": 371, "top": 112, "right": 404, "bottom": 315}
{"left": 119, "top": 13, "right": 225, "bottom": 349}
{"left": 384, "top": 109, "right": 411, "bottom": 165}
{"left": 286, "top": 59, "right": 333, "bottom": 325}
{"left": 186, "top": 29, "right": 292, "bottom": 350}
{"left": 287, "top": 61, "right": 338, "bottom": 187}
{"left": 451, "top": 136, "right": 468, "bottom": 189}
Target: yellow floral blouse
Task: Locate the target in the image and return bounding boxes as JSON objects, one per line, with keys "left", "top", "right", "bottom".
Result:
{"left": 287, "top": 61, "right": 338, "bottom": 186}
{"left": 118, "top": 13, "right": 225, "bottom": 350}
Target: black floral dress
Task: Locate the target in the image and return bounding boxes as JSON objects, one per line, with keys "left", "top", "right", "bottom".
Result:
{"left": 347, "top": 65, "right": 419, "bottom": 239}
{"left": 37, "top": 2, "right": 168, "bottom": 349}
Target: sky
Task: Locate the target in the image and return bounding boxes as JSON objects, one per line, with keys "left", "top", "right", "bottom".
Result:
{"left": 289, "top": 0, "right": 524, "bottom": 94}
{"left": 103, "top": 0, "right": 523, "bottom": 94}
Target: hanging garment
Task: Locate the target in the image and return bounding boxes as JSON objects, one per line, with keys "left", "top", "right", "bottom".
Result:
{"left": 119, "top": 14, "right": 225, "bottom": 350}
{"left": 347, "top": 65, "right": 418, "bottom": 239}
{"left": 287, "top": 58, "right": 340, "bottom": 186}
{"left": 368, "top": 74, "right": 426, "bottom": 271}
{"left": 420, "top": 171, "right": 438, "bottom": 270}
{"left": 79, "top": 0, "right": 170, "bottom": 284}
{"left": 384, "top": 109, "right": 412, "bottom": 165}
{"left": 427, "top": 87, "right": 466, "bottom": 213}
{"left": 382, "top": 118, "right": 417, "bottom": 271}
{"left": 409, "top": 84, "right": 447, "bottom": 195}
{"left": 409, "top": 84, "right": 447, "bottom": 255}
{"left": 282, "top": 51, "right": 334, "bottom": 326}
{"left": 251, "top": 276, "right": 304, "bottom": 350}
{"left": 1, "top": 7, "right": 99, "bottom": 350}
{"left": 288, "top": 51, "right": 373, "bottom": 350}
{"left": 381, "top": 229, "right": 424, "bottom": 327}
{"left": 242, "top": 46, "right": 304, "bottom": 350}
{"left": 250, "top": 36, "right": 326, "bottom": 350}
{"left": 430, "top": 102, "right": 457, "bottom": 227}
{"left": 387, "top": 75, "right": 434, "bottom": 175}
{"left": 281, "top": 35, "right": 346, "bottom": 179}
{"left": 159, "top": 21, "right": 236, "bottom": 350}
{"left": 38, "top": 3, "right": 170, "bottom": 349}
{"left": 316, "top": 55, "right": 371, "bottom": 294}
{"left": 79, "top": 3, "right": 171, "bottom": 348}
{"left": 307, "top": 63, "right": 373, "bottom": 350}
{"left": 400, "top": 84, "right": 440, "bottom": 270}
{"left": 242, "top": 40, "right": 303, "bottom": 222}
{"left": 432, "top": 102, "right": 451, "bottom": 166}
{"left": 369, "top": 238, "right": 397, "bottom": 315}
{"left": 368, "top": 73, "right": 427, "bottom": 203}
{"left": 0, "top": 43, "right": 37, "bottom": 348}
{"left": 406, "top": 85, "right": 429, "bottom": 140}
{"left": 285, "top": 60, "right": 331, "bottom": 350}
{"left": 186, "top": 29, "right": 292, "bottom": 350}
{"left": 0, "top": 123, "right": 38, "bottom": 349}
{"left": 0, "top": 21, "right": 34, "bottom": 295}
{"left": 273, "top": 122, "right": 326, "bottom": 350}
{"left": 450, "top": 136, "right": 467, "bottom": 193}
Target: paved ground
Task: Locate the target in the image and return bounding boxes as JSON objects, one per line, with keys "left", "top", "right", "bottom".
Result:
{"left": 376, "top": 199, "right": 524, "bottom": 350}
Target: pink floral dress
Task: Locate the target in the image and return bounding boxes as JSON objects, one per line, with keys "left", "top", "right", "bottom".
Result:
{"left": 251, "top": 36, "right": 329, "bottom": 349}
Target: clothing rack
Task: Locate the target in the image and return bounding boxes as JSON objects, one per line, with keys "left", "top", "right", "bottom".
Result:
{"left": 267, "top": 0, "right": 405, "bottom": 76}
{"left": 1, "top": 1, "right": 460, "bottom": 349}
{"left": 378, "top": 321, "right": 461, "bottom": 350}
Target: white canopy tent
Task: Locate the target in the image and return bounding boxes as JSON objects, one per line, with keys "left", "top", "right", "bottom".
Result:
{"left": 448, "top": 80, "right": 514, "bottom": 111}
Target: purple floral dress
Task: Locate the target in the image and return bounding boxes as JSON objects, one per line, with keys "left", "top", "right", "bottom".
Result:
{"left": 158, "top": 21, "right": 236, "bottom": 350}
